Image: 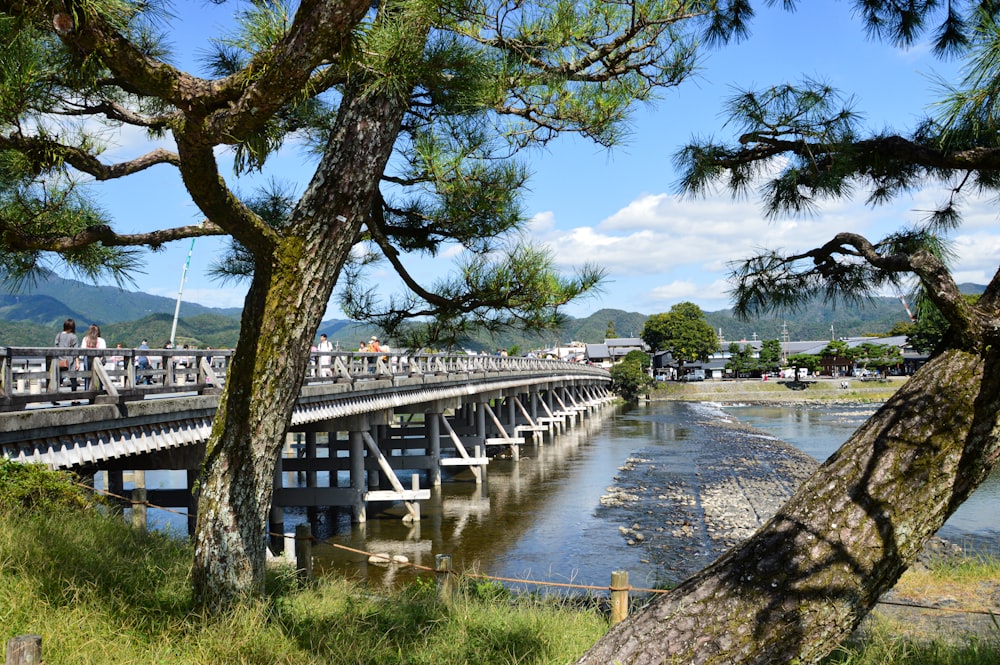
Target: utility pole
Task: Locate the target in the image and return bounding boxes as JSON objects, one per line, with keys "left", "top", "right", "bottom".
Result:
{"left": 781, "top": 321, "right": 789, "bottom": 363}
{"left": 170, "top": 239, "right": 195, "bottom": 347}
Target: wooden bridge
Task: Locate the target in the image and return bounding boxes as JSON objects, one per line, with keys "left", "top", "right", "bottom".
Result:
{"left": 1, "top": 346, "right": 614, "bottom": 535}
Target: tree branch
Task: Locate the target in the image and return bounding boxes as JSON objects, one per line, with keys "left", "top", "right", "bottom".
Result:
{"left": 366, "top": 206, "right": 456, "bottom": 308}
{"left": 792, "top": 232, "right": 981, "bottom": 349}
{"left": 0, "top": 133, "right": 179, "bottom": 180}
{"left": 0, "top": 220, "right": 224, "bottom": 252}
{"left": 728, "top": 134, "right": 1000, "bottom": 172}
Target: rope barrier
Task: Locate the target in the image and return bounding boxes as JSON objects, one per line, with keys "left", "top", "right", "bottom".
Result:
{"left": 77, "top": 481, "right": 999, "bottom": 614}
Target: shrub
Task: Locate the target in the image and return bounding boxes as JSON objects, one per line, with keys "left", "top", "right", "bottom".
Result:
{"left": 0, "top": 459, "right": 97, "bottom": 513}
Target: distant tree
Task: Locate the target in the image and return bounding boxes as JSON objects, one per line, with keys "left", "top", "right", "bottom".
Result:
{"left": 886, "top": 320, "right": 916, "bottom": 337}
{"left": 819, "top": 340, "right": 849, "bottom": 358}
{"left": 605, "top": 319, "right": 617, "bottom": 339}
{"left": 622, "top": 349, "right": 650, "bottom": 369}
{"left": 641, "top": 302, "right": 718, "bottom": 379}
{"left": 785, "top": 353, "right": 821, "bottom": 377}
{"left": 818, "top": 339, "right": 853, "bottom": 375}
{"left": 724, "top": 342, "right": 756, "bottom": 379}
{"left": 609, "top": 350, "right": 651, "bottom": 402}
{"left": 851, "top": 342, "right": 902, "bottom": 374}
{"left": 757, "top": 339, "right": 783, "bottom": 372}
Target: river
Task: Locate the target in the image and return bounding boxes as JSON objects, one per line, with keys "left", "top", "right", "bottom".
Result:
{"left": 721, "top": 402, "right": 1000, "bottom": 546}
{"left": 139, "top": 399, "right": 999, "bottom": 590}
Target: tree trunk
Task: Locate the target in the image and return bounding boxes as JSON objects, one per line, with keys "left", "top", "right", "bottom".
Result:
{"left": 577, "top": 344, "right": 1000, "bottom": 664}
{"left": 190, "top": 256, "right": 337, "bottom": 607}
{"left": 190, "top": 84, "right": 413, "bottom": 609}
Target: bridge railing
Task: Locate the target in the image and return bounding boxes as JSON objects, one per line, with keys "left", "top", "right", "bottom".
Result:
{"left": 1, "top": 347, "right": 608, "bottom": 410}
{"left": 0, "top": 347, "right": 230, "bottom": 408}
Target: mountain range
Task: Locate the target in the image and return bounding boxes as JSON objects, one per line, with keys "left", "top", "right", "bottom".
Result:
{"left": 0, "top": 273, "right": 982, "bottom": 350}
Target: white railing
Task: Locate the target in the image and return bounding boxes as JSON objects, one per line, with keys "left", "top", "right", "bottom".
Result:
{"left": 0, "top": 347, "right": 608, "bottom": 410}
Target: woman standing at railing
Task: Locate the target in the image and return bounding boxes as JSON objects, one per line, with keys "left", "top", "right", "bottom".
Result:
{"left": 54, "top": 318, "right": 78, "bottom": 393}
{"left": 81, "top": 324, "right": 106, "bottom": 391}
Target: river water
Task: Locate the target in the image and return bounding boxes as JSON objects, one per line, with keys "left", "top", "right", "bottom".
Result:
{"left": 721, "top": 402, "right": 1000, "bottom": 546}
{"left": 140, "top": 399, "right": 999, "bottom": 589}
{"left": 304, "top": 399, "right": 999, "bottom": 590}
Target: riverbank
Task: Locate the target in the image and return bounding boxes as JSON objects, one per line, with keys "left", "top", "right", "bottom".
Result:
{"left": 651, "top": 375, "right": 905, "bottom": 404}
{"left": 612, "top": 387, "right": 999, "bottom": 646}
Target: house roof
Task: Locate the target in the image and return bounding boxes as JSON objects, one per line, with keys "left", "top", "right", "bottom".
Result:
{"left": 585, "top": 343, "right": 610, "bottom": 359}
{"left": 605, "top": 337, "right": 645, "bottom": 348}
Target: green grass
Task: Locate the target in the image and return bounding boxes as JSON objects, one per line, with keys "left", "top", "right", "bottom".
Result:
{"left": 824, "top": 631, "right": 1000, "bottom": 665}
{"left": 2, "top": 462, "right": 997, "bottom": 664}
{"left": 0, "top": 462, "right": 605, "bottom": 664}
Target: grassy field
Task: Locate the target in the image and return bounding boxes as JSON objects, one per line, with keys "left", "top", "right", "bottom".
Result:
{"left": 3, "top": 434, "right": 998, "bottom": 664}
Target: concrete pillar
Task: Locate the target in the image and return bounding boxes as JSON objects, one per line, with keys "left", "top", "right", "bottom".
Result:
{"left": 349, "top": 430, "right": 366, "bottom": 523}
{"left": 366, "top": 423, "right": 381, "bottom": 491}
{"left": 130, "top": 470, "right": 146, "bottom": 530}
{"left": 427, "top": 412, "right": 441, "bottom": 487}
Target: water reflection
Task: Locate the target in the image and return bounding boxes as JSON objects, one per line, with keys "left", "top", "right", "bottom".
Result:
{"left": 133, "top": 399, "right": 997, "bottom": 589}
{"left": 310, "top": 410, "right": 660, "bottom": 591}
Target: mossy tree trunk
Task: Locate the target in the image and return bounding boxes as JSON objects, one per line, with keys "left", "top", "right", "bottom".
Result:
{"left": 577, "top": 344, "right": 1000, "bottom": 664}
{"left": 189, "top": 86, "right": 411, "bottom": 609}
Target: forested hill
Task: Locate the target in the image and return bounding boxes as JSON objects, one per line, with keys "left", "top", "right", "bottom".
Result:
{"left": 0, "top": 274, "right": 985, "bottom": 349}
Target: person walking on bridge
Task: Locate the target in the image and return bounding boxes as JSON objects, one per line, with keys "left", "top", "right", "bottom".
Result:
{"left": 317, "top": 334, "right": 334, "bottom": 378}
{"left": 136, "top": 339, "right": 151, "bottom": 385}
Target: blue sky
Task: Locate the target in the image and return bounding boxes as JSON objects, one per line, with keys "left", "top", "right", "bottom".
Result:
{"left": 86, "top": 2, "right": 998, "bottom": 322}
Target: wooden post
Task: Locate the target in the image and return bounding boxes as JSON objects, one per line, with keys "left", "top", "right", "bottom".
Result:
{"left": 130, "top": 487, "right": 147, "bottom": 530}
{"left": 610, "top": 570, "right": 630, "bottom": 626}
{"left": 435, "top": 553, "right": 454, "bottom": 606}
{"left": 295, "top": 522, "right": 313, "bottom": 583}
{"left": 5, "top": 634, "right": 41, "bottom": 665}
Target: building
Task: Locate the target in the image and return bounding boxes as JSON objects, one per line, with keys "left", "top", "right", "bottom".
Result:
{"left": 655, "top": 335, "right": 928, "bottom": 380}
{"left": 584, "top": 337, "right": 648, "bottom": 368}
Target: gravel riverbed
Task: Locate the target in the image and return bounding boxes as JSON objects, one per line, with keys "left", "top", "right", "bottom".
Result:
{"left": 595, "top": 396, "right": 999, "bottom": 643}
{"left": 595, "top": 401, "right": 817, "bottom": 586}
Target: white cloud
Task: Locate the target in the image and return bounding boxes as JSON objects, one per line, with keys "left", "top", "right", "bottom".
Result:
{"left": 535, "top": 192, "right": 894, "bottom": 279}
{"left": 952, "top": 233, "right": 1000, "bottom": 282}
{"left": 529, "top": 184, "right": 1000, "bottom": 314}
{"left": 644, "top": 278, "right": 733, "bottom": 311}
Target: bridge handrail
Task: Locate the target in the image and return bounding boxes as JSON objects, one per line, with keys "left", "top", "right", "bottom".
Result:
{"left": 1, "top": 347, "right": 608, "bottom": 410}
